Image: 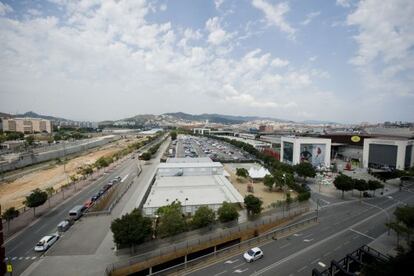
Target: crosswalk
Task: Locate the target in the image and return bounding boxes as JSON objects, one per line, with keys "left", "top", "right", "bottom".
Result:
{"left": 4, "top": 256, "right": 38, "bottom": 262}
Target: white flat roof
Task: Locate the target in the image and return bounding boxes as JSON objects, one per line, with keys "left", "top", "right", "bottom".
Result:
{"left": 166, "top": 157, "right": 213, "bottom": 163}
{"left": 144, "top": 175, "right": 244, "bottom": 208}
{"left": 158, "top": 162, "right": 223, "bottom": 169}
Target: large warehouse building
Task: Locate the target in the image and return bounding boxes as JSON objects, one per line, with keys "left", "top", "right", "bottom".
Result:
{"left": 143, "top": 158, "right": 243, "bottom": 217}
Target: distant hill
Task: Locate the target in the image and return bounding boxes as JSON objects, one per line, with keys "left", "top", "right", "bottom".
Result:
{"left": 15, "top": 111, "right": 70, "bottom": 122}
{"left": 301, "top": 120, "right": 340, "bottom": 125}
{"left": 0, "top": 112, "right": 13, "bottom": 118}
{"left": 163, "top": 112, "right": 290, "bottom": 124}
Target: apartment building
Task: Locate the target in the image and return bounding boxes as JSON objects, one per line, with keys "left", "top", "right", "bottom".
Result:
{"left": 1, "top": 118, "right": 52, "bottom": 134}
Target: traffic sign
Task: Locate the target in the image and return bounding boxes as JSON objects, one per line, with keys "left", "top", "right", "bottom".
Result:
{"left": 6, "top": 264, "right": 12, "bottom": 273}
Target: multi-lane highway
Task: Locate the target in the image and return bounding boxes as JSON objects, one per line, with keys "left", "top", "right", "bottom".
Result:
{"left": 4, "top": 136, "right": 167, "bottom": 276}
{"left": 188, "top": 190, "right": 414, "bottom": 276}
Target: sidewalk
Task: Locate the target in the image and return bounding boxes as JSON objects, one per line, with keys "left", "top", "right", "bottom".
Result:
{"left": 368, "top": 231, "right": 401, "bottom": 257}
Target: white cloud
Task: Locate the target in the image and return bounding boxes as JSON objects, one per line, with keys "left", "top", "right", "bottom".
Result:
{"left": 214, "top": 0, "right": 224, "bottom": 9}
{"left": 271, "top": 57, "right": 289, "bottom": 67}
{"left": 309, "top": 56, "right": 317, "bottom": 62}
{"left": 251, "top": 0, "right": 295, "bottom": 38}
{"left": 301, "top": 11, "right": 320, "bottom": 26}
{"left": 160, "top": 4, "right": 167, "bottom": 11}
{"left": 336, "top": 0, "right": 352, "bottom": 8}
{"left": 347, "top": 0, "right": 414, "bottom": 97}
{"left": 205, "top": 17, "right": 230, "bottom": 45}
{"left": 0, "top": 1, "right": 13, "bottom": 16}
{"left": 0, "top": 0, "right": 341, "bottom": 121}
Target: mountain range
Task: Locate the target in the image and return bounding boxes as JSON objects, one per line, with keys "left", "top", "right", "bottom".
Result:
{"left": 0, "top": 111, "right": 340, "bottom": 126}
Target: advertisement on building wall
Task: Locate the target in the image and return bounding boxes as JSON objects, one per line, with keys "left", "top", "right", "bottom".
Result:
{"left": 283, "top": 142, "right": 294, "bottom": 164}
{"left": 300, "top": 144, "right": 326, "bottom": 166}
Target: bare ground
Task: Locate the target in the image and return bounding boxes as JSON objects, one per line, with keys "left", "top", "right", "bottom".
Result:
{"left": 224, "top": 164, "right": 297, "bottom": 210}
{"left": 0, "top": 138, "right": 143, "bottom": 210}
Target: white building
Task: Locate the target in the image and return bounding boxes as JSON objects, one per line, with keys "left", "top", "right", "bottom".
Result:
{"left": 363, "top": 138, "right": 414, "bottom": 170}
{"left": 143, "top": 157, "right": 243, "bottom": 217}
{"left": 280, "top": 136, "right": 331, "bottom": 168}
{"left": 193, "top": 128, "right": 211, "bottom": 135}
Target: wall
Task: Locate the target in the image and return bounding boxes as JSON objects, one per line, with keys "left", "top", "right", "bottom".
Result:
{"left": 280, "top": 137, "right": 331, "bottom": 167}
{"left": 0, "top": 136, "right": 118, "bottom": 172}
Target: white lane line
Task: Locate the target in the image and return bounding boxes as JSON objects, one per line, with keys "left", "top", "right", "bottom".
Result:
{"left": 352, "top": 235, "right": 359, "bottom": 240}
{"left": 234, "top": 268, "right": 248, "bottom": 273}
{"left": 214, "top": 271, "right": 227, "bottom": 276}
{"left": 334, "top": 245, "right": 342, "bottom": 251}
{"left": 311, "top": 258, "right": 320, "bottom": 264}
{"left": 280, "top": 243, "right": 291, "bottom": 249}
{"left": 302, "top": 233, "right": 313, "bottom": 239}
{"left": 233, "top": 263, "right": 245, "bottom": 269}
{"left": 318, "top": 262, "right": 326, "bottom": 268}
{"left": 349, "top": 228, "right": 375, "bottom": 240}
{"left": 225, "top": 259, "right": 239, "bottom": 264}
{"left": 12, "top": 257, "right": 17, "bottom": 260}
{"left": 121, "top": 174, "right": 129, "bottom": 182}
{"left": 25, "top": 257, "right": 31, "bottom": 260}
{"left": 322, "top": 252, "right": 331, "bottom": 257}
{"left": 31, "top": 257, "right": 37, "bottom": 260}
{"left": 18, "top": 257, "right": 23, "bottom": 260}
{"left": 297, "top": 266, "right": 307, "bottom": 272}
{"left": 293, "top": 233, "right": 303, "bottom": 237}
{"left": 303, "top": 239, "right": 313, "bottom": 242}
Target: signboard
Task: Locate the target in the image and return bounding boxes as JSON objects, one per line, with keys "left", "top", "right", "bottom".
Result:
{"left": 351, "top": 136, "right": 361, "bottom": 143}
{"left": 282, "top": 142, "right": 294, "bottom": 164}
{"left": 7, "top": 264, "right": 12, "bottom": 272}
{"left": 300, "top": 144, "right": 326, "bottom": 167}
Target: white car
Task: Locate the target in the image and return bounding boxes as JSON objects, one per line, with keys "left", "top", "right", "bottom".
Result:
{"left": 34, "top": 234, "right": 59, "bottom": 252}
{"left": 243, "top": 247, "right": 263, "bottom": 263}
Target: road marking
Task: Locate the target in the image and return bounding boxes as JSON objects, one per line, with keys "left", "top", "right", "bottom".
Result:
{"left": 121, "top": 174, "right": 129, "bottom": 182}
{"left": 234, "top": 268, "right": 248, "bottom": 273}
{"left": 303, "top": 239, "right": 313, "bottom": 242}
{"left": 12, "top": 257, "right": 17, "bottom": 260}
{"left": 311, "top": 258, "right": 320, "bottom": 264}
{"left": 280, "top": 243, "right": 290, "bottom": 249}
{"left": 334, "top": 245, "right": 342, "bottom": 251}
{"left": 322, "top": 252, "right": 331, "bottom": 257}
{"left": 352, "top": 235, "right": 359, "bottom": 240}
{"left": 18, "top": 257, "right": 23, "bottom": 260}
{"left": 31, "top": 257, "right": 37, "bottom": 260}
{"left": 349, "top": 228, "right": 375, "bottom": 240}
{"left": 302, "top": 233, "right": 313, "bottom": 238}
{"left": 318, "top": 262, "right": 326, "bottom": 268}
{"left": 344, "top": 241, "right": 350, "bottom": 245}
{"left": 225, "top": 259, "right": 239, "bottom": 264}
{"left": 233, "top": 263, "right": 245, "bottom": 269}
{"left": 297, "top": 265, "right": 307, "bottom": 272}
{"left": 214, "top": 271, "right": 227, "bottom": 276}
{"left": 25, "top": 256, "right": 31, "bottom": 260}
{"left": 293, "top": 233, "right": 302, "bottom": 237}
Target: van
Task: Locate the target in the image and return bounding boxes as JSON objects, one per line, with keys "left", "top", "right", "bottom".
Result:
{"left": 68, "top": 205, "right": 84, "bottom": 220}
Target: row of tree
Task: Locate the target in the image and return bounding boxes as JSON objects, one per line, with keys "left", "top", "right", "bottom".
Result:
{"left": 333, "top": 173, "right": 384, "bottom": 199}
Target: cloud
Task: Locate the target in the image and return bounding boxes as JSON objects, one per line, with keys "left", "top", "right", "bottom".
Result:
{"left": 0, "top": 1, "right": 13, "bottom": 15}
{"left": 251, "top": 0, "right": 295, "bottom": 38}
{"left": 271, "top": 57, "right": 289, "bottom": 67}
{"left": 336, "top": 0, "right": 352, "bottom": 8}
{"left": 301, "top": 11, "right": 320, "bottom": 26}
{"left": 0, "top": 0, "right": 342, "bottom": 121}
{"left": 160, "top": 4, "right": 167, "bottom": 11}
{"left": 205, "top": 17, "right": 230, "bottom": 45}
{"left": 347, "top": 0, "right": 414, "bottom": 97}
{"left": 214, "top": 0, "right": 224, "bottom": 9}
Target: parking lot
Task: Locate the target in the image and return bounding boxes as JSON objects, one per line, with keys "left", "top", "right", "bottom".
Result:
{"left": 175, "top": 135, "right": 254, "bottom": 162}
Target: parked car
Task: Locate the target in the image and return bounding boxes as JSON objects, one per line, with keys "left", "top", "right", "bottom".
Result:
{"left": 243, "top": 247, "right": 263, "bottom": 263}
{"left": 98, "top": 189, "right": 105, "bottom": 196}
{"left": 91, "top": 194, "right": 100, "bottom": 202}
{"left": 363, "top": 191, "right": 372, "bottom": 198}
{"left": 83, "top": 199, "right": 93, "bottom": 209}
{"left": 34, "top": 234, "right": 59, "bottom": 252}
{"left": 116, "top": 176, "right": 122, "bottom": 182}
{"left": 57, "top": 220, "right": 71, "bottom": 232}
{"left": 68, "top": 205, "right": 84, "bottom": 220}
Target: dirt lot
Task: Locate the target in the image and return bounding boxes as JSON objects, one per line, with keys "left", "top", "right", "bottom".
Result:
{"left": 224, "top": 164, "right": 297, "bottom": 210}
{"left": 0, "top": 138, "right": 143, "bottom": 210}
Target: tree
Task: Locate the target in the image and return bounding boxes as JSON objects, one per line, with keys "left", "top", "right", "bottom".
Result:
{"left": 140, "top": 151, "right": 152, "bottom": 161}
{"left": 110, "top": 208, "right": 152, "bottom": 249}
{"left": 192, "top": 206, "right": 215, "bottom": 229}
{"left": 25, "top": 135, "right": 35, "bottom": 146}
{"left": 368, "top": 180, "right": 384, "bottom": 196}
{"left": 156, "top": 201, "right": 187, "bottom": 237}
{"left": 244, "top": 194, "right": 263, "bottom": 215}
{"left": 2, "top": 207, "right": 19, "bottom": 231}
{"left": 333, "top": 174, "right": 354, "bottom": 199}
{"left": 170, "top": 131, "right": 177, "bottom": 141}
{"left": 297, "top": 192, "right": 311, "bottom": 202}
{"left": 45, "top": 187, "right": 55, "bottom": 208}
{"left": 294, "top": 162, "right": 316, "bottom": 182}
{"left": 353, "top": 179, "right": 368, "bottom": 200}
{"left": 263, "top": 175, "right": 274, "bottom": 191}
{"left": 24, "top": 188, "right": 48, "bottom": 217}
{"left": 285, "top": 192, "right": 293, "bottom": 211}
{"left": 217, "top": 202, "right": 239, "bottom": 223}
{"left": 273, "top": 171, "right": 287, "bottom": 191}
{"left": 236, "top": 168, "right": 249, "bottom": 179}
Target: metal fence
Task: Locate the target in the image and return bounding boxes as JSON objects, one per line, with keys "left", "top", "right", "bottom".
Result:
{"left": 105, "top": 204, "right": 312, "bottom": 275}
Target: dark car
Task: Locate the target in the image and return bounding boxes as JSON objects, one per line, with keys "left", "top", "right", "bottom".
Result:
{"left": 302, "top": 184, "right": 311, "bottom": 192}
{"left": 91, "top": 193, "right": 100, "bottom": 202}
{"left": 363, "top": 191, "right": 372, "bottom": 198}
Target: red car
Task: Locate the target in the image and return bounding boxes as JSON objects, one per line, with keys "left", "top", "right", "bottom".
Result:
{"left": 83, "top": 199, "right": 93, "bottom": 209}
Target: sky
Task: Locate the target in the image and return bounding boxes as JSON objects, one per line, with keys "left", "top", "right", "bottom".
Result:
{"left": 0, "top": 0, "right": 413, "bottom": 123}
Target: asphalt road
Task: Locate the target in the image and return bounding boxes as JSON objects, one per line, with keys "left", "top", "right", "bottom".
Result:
{"left": 4, "top": 136, "right": 166, "bottom": 276}
{"left": 188, "top": 190, "right": 414, "bottom": 276}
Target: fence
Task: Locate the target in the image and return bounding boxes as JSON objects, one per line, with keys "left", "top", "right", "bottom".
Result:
{"left": 105, "top": 203, "right": 312, "bottom": 275}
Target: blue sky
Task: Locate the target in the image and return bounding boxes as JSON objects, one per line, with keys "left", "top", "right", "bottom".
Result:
{"left": 0, "top": 0, "right": 413, "bottom": 123}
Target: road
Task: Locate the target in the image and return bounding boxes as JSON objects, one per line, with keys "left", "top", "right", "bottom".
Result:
{"left": 4, "top": 136, "right": 166, "bottom": 276}
{"left": 188, "top": 190, "right": 414, "bottom": 276}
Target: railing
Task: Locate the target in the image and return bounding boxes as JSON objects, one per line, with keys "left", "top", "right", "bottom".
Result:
{"left": 105, "top": 205, "right": 313, "bottom": 275}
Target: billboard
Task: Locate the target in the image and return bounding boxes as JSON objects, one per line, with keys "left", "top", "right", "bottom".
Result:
{"left": 283, "top": 142, "right": 293, "bottom": 164}
{"left": 300, "top": 144, "right": 326, "bottom": 167}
